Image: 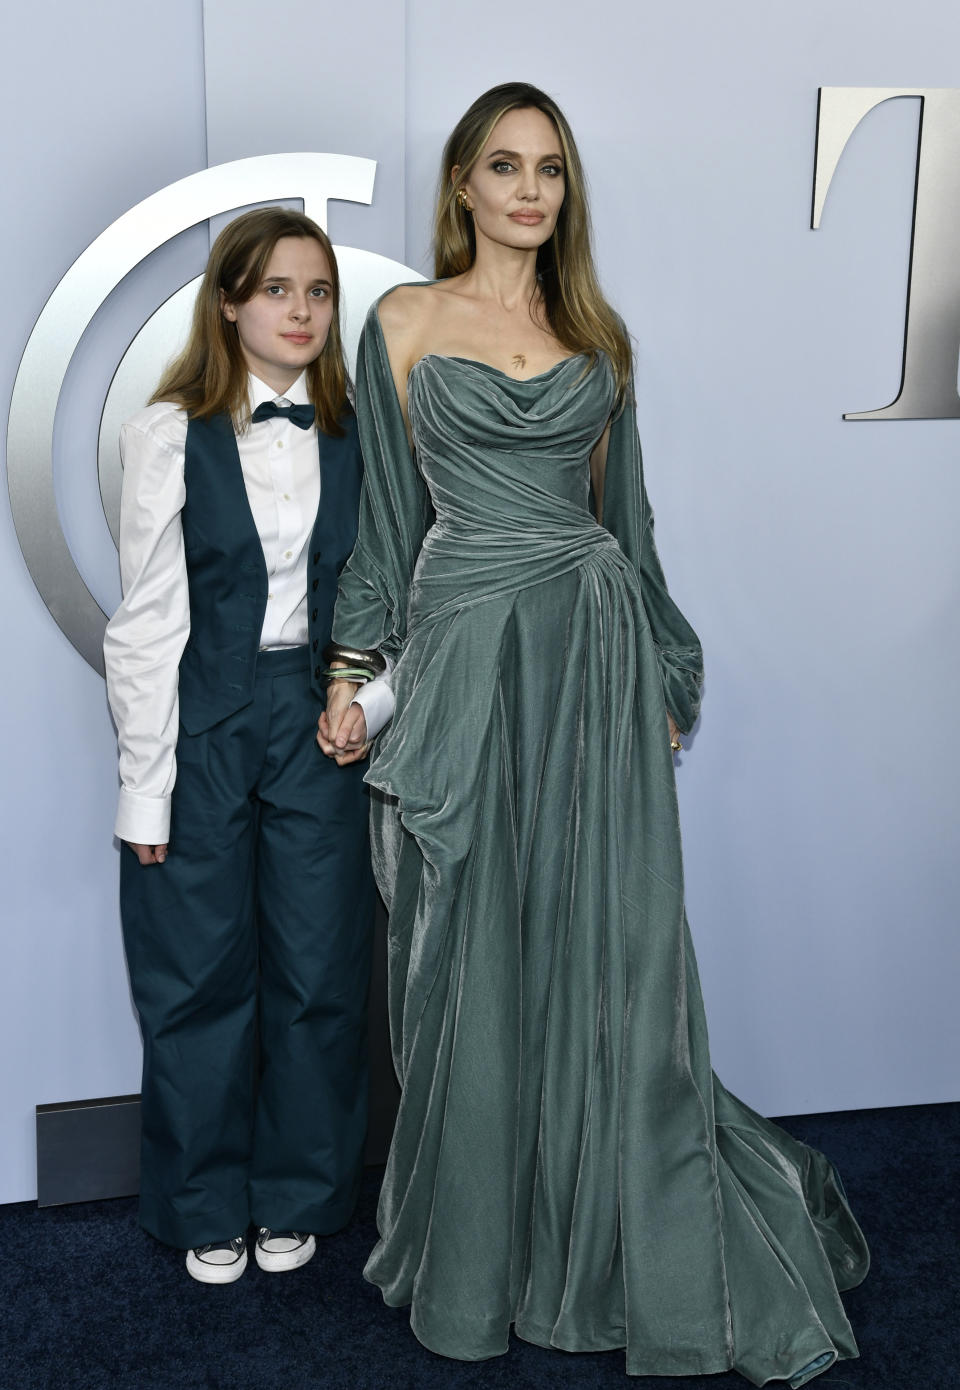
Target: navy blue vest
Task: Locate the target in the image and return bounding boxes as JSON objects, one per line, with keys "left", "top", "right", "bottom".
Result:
{"left": 177, "top": 408, "right": 363, "bottom": 736}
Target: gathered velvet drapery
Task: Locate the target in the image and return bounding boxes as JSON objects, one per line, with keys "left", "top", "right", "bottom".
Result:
{"left": 332, "top": 301, "right": 868, "bottom": 1386}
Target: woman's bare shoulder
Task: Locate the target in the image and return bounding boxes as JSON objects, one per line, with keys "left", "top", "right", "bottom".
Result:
{"left": 376, "top": 281, "right": 447, "bottom": 336}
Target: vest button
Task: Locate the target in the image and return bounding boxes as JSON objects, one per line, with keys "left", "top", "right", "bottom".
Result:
{"left": 314, "top": 665, "right": 322, "bottom": 680}
{"left": 313, "top": 551, "right": 320, "bottom": 565}
{"left": 312, "top": 639, "right": 318, "bottom": 652}
{"left": 311, "top": 608, "right": 318, "bottom": 621}
{"left": 312, "top": 578, "right": 319, "bottom": 591}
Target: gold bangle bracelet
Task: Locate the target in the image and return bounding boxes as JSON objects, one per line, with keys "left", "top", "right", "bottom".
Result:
{"left": 321, "top": 641, "right": 387, "bottom": 676}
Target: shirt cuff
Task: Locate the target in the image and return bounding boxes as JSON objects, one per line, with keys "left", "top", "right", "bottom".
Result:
{"left": 114, "top": 789, "right": 172, "bottom": 846}
{"left": 350, "top": 672, "right": 395, "bottom": 741}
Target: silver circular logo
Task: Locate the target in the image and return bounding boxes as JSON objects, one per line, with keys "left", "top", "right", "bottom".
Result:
{"left": 7, "top": 153, "right": 423, "bottom": 673}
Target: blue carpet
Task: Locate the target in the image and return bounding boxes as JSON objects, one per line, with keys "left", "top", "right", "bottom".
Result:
{"left": 1, "top": 1103, "right": 956, "bottom": 1390}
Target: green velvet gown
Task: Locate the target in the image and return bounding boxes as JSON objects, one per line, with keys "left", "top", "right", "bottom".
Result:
{"left": 332, "top": 300, "right": 869, "bottom": 1386}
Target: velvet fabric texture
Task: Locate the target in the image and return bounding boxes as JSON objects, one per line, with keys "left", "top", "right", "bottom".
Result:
{"left": 332, "top": 301, "right": 869, "bottom": 1385}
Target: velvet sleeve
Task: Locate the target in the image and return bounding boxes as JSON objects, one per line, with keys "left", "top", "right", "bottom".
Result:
{"left": 331, "top": 301, "right": 434, "bottom": 661}
{"left": 601, "top": 382, "right": 704, "bottom": 733}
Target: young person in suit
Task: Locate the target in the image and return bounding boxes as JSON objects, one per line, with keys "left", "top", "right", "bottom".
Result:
{"left": 105, "top": 207, "right": 391, "bottom": 1283}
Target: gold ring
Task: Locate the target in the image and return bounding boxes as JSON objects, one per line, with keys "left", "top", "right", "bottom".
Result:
{"left": 670, "top": 738, "right": 682, "bottom": 752}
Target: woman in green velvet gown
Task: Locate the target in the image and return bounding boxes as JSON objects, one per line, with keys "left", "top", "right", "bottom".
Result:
{"left": 318, "top": 82, "right": 869, "bottom": 1386}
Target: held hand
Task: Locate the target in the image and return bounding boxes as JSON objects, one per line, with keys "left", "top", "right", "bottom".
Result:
{"left": 126, "top": 841, "right": 168, "bottom": 865}
{"left": 319, "top": 675, "right": 360, "bottom": 744}
{"left": 335, "top": 705, "right": 370, "bottom": 764}
{"left": 318, "top": 705, "right": 370, "bottom": 764}
{"left": 317, "top": 678, "right": 370, "bottom": 764}
{"left": 667, "top": 713, "right": 683, "bottom": 755}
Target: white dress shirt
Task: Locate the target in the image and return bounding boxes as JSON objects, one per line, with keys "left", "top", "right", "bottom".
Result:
{"left": 104, "top": 371, "right": 393, "bottom": 845}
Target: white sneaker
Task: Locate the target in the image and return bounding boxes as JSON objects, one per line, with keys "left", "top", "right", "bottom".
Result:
{"left": 254, "top": 1229, "right": 316, "bottom": 1273}
{"left": 186, "top": 1236, "right": 247, "bottom": 1284}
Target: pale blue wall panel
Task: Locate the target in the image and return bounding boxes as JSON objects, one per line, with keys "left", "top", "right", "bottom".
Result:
{"left": 202, "top": 0, "right": 406, "bottom": 259}
{"left": 2, "top": 0, "right": 958, "bottom": 1208}
{"left": 0, "top": 0, "right": 208, "bottom": 1202}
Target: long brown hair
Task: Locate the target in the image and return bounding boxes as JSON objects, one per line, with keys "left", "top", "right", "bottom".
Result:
{"left": 151, "top": 207, "right": 348, "bottom": 436}
{"left": 435, "top": 81, "right": 632, "bottom": 397}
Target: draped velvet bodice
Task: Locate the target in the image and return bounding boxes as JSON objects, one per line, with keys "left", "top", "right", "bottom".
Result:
{"left": 407, "top": 352, "right": 615, "bottom": 524}
{"left": 405, "top": 353, "right": 623, "bottom": 632}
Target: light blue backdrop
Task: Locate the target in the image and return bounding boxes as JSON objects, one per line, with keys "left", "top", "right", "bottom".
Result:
{"left": 1, "top": 0, "right": 957, "bottom": 1202}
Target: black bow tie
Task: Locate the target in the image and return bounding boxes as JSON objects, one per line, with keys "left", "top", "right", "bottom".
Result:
{"left": 251, "top": 401, "right": 315, "bottom": 429}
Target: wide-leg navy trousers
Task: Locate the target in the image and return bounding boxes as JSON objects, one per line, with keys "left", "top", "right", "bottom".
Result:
{"left": 120, "top": 647, "right": 374, "bottom": 1249}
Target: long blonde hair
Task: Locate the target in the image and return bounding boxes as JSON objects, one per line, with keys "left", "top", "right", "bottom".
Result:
{"left": 435, "top": 81, "right": 632, "bottom": 397}
{"left": 152, "top": 207, "right": 348, "bottom": 436}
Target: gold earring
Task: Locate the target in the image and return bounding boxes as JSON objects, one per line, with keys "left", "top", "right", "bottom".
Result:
{"left": 457, "top": 188, "right": 471, "bottom": 211}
